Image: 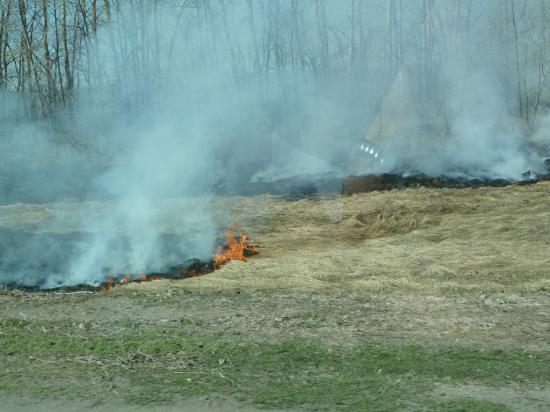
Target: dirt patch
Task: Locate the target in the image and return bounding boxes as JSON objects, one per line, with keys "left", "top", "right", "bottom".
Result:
{"left": 2, "top": 288, "right": 549, "bottom": 350}
{"left": 0, "top": 394, "right": 300, "bottom": 412}
{"left": 432, "top": 384, "right": 550, "bottom": 412}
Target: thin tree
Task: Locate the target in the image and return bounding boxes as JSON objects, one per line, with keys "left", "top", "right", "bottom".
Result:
{"left": 348, "top": 0, "right": 356, "bottom": 72}
{"left": 41, "top": 0, "right": 53, "bottom": 110}
{"left": 61, "top": 0, "right": 73, "bottom": 92}
{"left": 314, "top": 0, "right": 329, "bottom": 73}
{"left": 246, "top": 0, "right": 260, "bottom": 73}
{"left": 0, "top": 0, "right": 13, "bottom": 89}
{"left": 18, "top": 0, "right": 43, "bottom": 116}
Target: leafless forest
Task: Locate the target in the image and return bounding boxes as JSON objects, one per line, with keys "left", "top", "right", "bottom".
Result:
{"left": 1, "top": 1, "right": 549, "bottom": 130}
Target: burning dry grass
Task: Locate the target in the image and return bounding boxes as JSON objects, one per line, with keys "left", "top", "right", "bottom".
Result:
{"left": 1, "top": 182, "right": 550, "bottom": 293}
{"left": 93, "top": 230, "right": 257, "bottom": 292}
{"left": 213, "top": 230, "right": 257, "bottom": 269}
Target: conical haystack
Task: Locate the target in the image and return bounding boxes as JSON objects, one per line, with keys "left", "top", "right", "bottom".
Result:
{"left": 366, "top": 68, "right": 421, "bottom": 142}
{"left": 346, "top": 68, "right": 446, "bottom": 176}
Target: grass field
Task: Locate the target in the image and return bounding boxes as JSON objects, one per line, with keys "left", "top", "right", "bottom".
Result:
{"left": 1, "top": 182, "right": 550, "bottom": 411}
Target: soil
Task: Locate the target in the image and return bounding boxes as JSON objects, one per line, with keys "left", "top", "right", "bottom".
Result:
{"left": 0, "top": 394, "right": 299, "bottom": 412}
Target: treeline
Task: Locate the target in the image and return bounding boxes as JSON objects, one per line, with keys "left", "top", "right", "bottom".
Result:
{"left": 1, "top": 0, "right": 111, "bottom": 117}
{"left": 1, "top": 1, "right": 549, "bottom": 128}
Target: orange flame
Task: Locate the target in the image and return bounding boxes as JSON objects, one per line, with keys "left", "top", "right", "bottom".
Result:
{"left": 97, "top": 275, "right": 115, "bottom": 292}
{"left": 119, "top": 273, "right": 131, "bottom": 285}
{"left": 95, "top": 229, "right": 256, "bottom": 291}
{"left": 213, "top": 230, "right": 256, "bottom": 269}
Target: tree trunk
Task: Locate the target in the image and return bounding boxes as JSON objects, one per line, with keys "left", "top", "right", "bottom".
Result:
{"left": 314, "top": 0, "right": 329, "bottom": 72}
{"left": 348, "top": 0, "right": 356, "bottom": 72}
{"left": 91, "top": 0, "right": 97, "bottom": 32}
{"left": 103, "top": 0, "right": 110, "bottom": 23}
{"left": 41, "top": 0, "right": 52, "bottom": 110}
{"left": 62, "top": 0, "right": 73, "bottom": 92}
{"left": 246, "top": 0, "right": 261, "bottom": 73}
{"left": 53, "top": 1, "right": 64, "bottom": 105}
{"left": 290, "top": 0, "right": 305, "bottom": 71}
{"left": 0, "top": 0, "right": 12, "bottom": 89}
{"left": 421, "top": 0, "right": 433, "bottom": 93}
{"left": 386, "top": 0, "right": 394, "bottom": 74}
{"left": 0, "top": 3, "right": 6, "bottom": 87}
{"left": 220, "top": 0, "right": 238, "bottom": 77}
{"left": 511, "top": 0, "right": 525, "bottom": 119}
{"left": 19, "top": 0, "right": 43, "bottom": 116}
{"left": 18, "top": 35, "right": 23, "bottom": 92}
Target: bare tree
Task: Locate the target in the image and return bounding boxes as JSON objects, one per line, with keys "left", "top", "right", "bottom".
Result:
{"left": 314, "top": 0, "right": 329, "bottom": 72}
{"left": 246, "top": 0, "right": 261, "bottom": 73}
{"left": 103, "top": 0, "right": 110, "bottom": 23}
{"left": 348, "top": 0, "right": 356, "bottom": 72}
{"left": 91, "top": 0, "right": 98, "bottom": 33}
{"left": 41, "top": 0, "right": 53, "bottom": 109}
{"left": 0, "top": 0, "right": 548, "bottom": 125}
{"left": 61, "top": 0, "right": 73, "bottom": 92}
{"left": 18, "top": 0, "right": 43, "bottom": 115}
{"left": 511, "top": 0, "right": 525, "bottom": 119}
{"left": 421, "top": 0, "right": 433, "bottom": 92}
{"left": 0, "top": 0, "right": 13, "bottom": 89}
{"left": 386, "top": 0, "right": 394, "bottom": 74}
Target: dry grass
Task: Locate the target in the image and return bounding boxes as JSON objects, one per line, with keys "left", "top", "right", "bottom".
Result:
{"left": 181, "top": 182, "right": 550, "bottom": 292}
{"left": 2, "top": 182, "right": 550, "bottom": 293}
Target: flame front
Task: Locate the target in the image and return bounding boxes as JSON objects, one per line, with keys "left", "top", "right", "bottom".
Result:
{"left": 213, "top": 230, "right": 256, "bottom": 269}
{"left": 94, "top": 229, "right": 256, "bottom": 291}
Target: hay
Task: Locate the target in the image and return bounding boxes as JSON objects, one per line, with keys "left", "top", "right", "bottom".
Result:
{"left": 194, "top": 182, "right": 550, "bottom": 292}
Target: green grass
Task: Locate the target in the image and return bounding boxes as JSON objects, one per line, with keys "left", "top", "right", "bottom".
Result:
{"left": 1, "top": 319, "right": 549, "bottom": 411}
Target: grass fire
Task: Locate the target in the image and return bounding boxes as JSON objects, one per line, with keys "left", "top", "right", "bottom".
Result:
{"left": 2, "top": 1, "right": 550, "bottom": 411}
{"left": 83, "top": 230, "right": 256, "bottom": 292}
